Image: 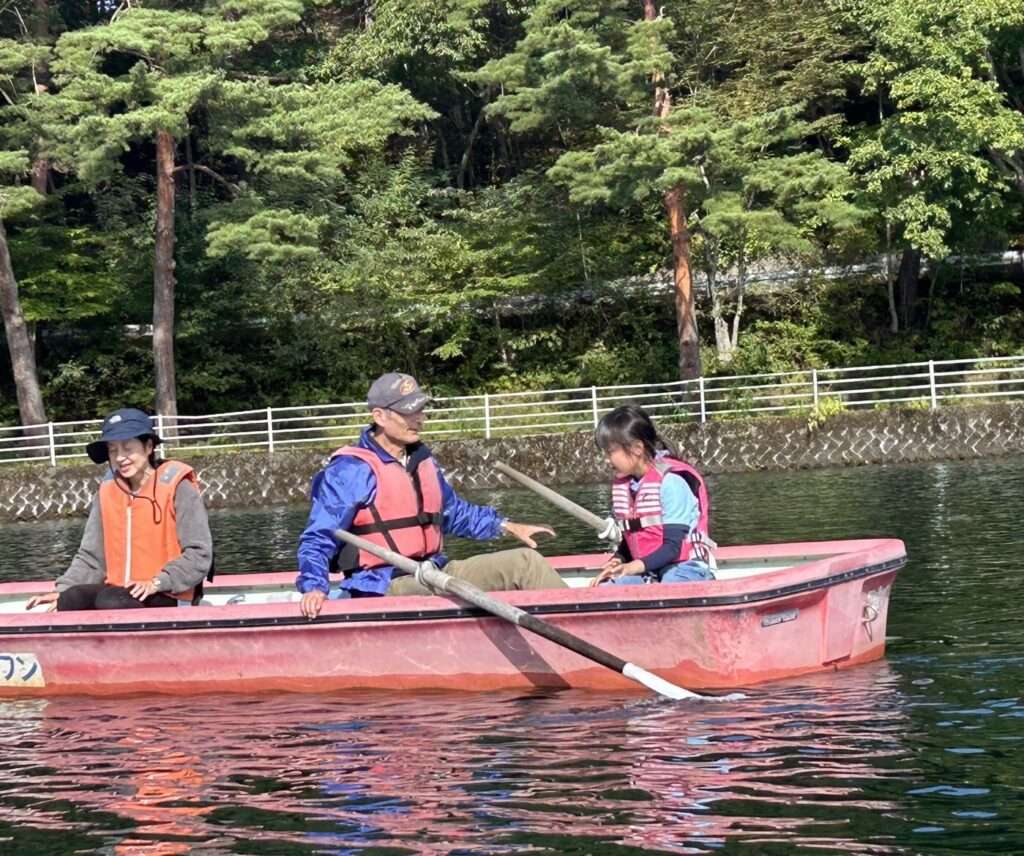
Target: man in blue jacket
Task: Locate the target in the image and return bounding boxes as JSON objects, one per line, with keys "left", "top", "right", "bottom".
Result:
{"left": 297, "top": 373, "right": 566, "bottom": 618}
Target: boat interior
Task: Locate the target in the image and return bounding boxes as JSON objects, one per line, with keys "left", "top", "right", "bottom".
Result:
{"left": 1, "top": 550, "right": 838, "bottom": 614}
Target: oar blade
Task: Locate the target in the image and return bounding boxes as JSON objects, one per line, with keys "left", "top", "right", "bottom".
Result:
{"left": 622, "top": 663, "right": 745, "bottom": 702}
{"left": 622, "top": 663, "right": 702, "bottom": 700}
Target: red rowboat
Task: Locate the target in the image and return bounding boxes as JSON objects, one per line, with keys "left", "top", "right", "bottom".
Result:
{"left": 0, "top": 538, "right": 904, "bottom": 697}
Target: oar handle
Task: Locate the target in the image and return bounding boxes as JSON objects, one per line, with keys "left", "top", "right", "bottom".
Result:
{"left": 493, "top": 461, "right": 620, "bottom": 541}
{"left": 331, "top": 528, "right": 710, "bottom": 701}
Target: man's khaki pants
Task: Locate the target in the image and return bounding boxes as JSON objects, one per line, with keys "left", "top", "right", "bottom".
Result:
{"left": 387, "top": 547, "right": 567, "bottom": 596}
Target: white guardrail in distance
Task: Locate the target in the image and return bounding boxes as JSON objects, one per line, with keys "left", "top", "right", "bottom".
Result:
{"left": 2, "top": 355, "right": 1023, "bottom": 466}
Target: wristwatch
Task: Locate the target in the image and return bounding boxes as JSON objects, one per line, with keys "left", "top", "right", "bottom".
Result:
{"left": 151, "top": 576, "right": 168, "bottom": 593}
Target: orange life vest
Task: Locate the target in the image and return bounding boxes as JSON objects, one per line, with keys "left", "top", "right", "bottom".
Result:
{"left": 330, "top": 445, "right": 444, "bottom": 570}
{"left": 98, "top": 460, "right": 197, "bottom": 601}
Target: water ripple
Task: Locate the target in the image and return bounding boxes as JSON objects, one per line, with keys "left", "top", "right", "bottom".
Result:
{"left": 2, "top": 456, "right": 1024, "bottom": 852}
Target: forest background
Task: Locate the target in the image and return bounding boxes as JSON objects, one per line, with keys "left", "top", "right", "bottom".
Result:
{"left": 1, "top": 0, "right": 1023, "bottom": 427}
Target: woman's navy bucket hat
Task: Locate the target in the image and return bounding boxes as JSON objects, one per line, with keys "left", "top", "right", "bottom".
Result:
{"left": 86, "top": 408, "right": 163, "bottom": 464}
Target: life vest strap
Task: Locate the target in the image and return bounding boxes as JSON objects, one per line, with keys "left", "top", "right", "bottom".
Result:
{"left": 350, "top": 512, "right": 444, "bottom": 536}
{"left": 621, "top": 515, "right": 664, "bottom": 532}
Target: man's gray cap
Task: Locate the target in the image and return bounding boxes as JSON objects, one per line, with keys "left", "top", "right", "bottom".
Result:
{"left": 367, "top": 373, "right": 430, "bottom": 414}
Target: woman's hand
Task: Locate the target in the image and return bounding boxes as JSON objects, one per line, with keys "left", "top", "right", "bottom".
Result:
{"left": 129, "top": 580, "right": 159, "bottom": 601}
{"left": 590, "top": 558, "right": 643, "bottom": 586}
{"left": 501, "top": 521, "right": 555, "bottom": 548}
{"left": 25, "top": 591, "right": 59, "bottom": 612}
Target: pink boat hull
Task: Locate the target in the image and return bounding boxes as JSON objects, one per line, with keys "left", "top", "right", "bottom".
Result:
{"left": 0, "top": 538, "right": 905, "bottom": 697}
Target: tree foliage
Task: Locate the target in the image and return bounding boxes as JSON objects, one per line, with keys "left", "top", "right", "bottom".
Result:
{"left": 0, "top": 0, "right": 1022, "bottom": 425}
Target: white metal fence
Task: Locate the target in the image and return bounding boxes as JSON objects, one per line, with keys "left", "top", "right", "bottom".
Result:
{"left": 2, "top": 355, "right": 1023, "bottom": 467}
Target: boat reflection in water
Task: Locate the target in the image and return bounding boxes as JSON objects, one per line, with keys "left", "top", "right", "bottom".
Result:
{"left": 0, "top": 662, "right": 915, "bottom": 853}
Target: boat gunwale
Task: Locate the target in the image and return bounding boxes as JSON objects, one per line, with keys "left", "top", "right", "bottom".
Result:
{"left": 0, "top": 550, "right": 905, "bottom": 637}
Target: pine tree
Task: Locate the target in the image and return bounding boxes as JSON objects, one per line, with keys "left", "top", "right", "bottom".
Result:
{"left": 48, "top": 1, "right": 291, "bottom": 422}
{"left": 688, "top": 108, "right": 864, "bottom": 363}
{"left": 478, "top": 0, "right": 705, "bottom": 378}
{"left": 48, "top": 0, "right": 433, "bottom": 422}
{"left": 480, "top": 0, "right": 865, "bottom": 374}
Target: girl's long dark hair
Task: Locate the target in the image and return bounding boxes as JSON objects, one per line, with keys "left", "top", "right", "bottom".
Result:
{"left": 595, "top": 405, "right": 676, "bottom": 458}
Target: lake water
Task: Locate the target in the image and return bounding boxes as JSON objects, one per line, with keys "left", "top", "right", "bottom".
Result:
{"left": 1, "top": 457, "right": 1022, "bottom": 853}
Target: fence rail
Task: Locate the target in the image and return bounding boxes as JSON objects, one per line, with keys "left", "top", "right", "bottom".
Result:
{"left": 3, "top": 355, "right": 1023, "bottom": 467}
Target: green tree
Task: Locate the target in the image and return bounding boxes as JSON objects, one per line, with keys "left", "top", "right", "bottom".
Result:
{"left": 478, "top": 0, "right": 867, "bottom": 378}
{"left": 320, "top": 0, "right": 506, "bottom": 189}
{"left": 838, "top": 0, "right": 1024, "bottom": 330}
{"left": 0, "top": 154, "right": 46, "bottom": 430}
{"left": 47, "top": 0, "right": 432, "bottom": 423}
{"left": 689, "top": 108, "right": 864, "bottom": 363}
{"left": 478, "top": 0, "right": 705, "bottom": 378}
{"left": 48, "top": 0, "right": 307, "bottom": 423}
{"left": 0, "top": 35, "right": 50, "bottom": 430}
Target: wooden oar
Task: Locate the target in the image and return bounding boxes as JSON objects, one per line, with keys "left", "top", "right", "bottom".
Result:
{"left": 332, "top": 528, "right": 713, "bottom": 701}
{"left": 493, "top": 461, "right": 621, "bottom": 542}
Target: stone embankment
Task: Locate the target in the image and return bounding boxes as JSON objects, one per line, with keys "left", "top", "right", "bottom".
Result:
{"left": 1, "top": 402, "right": 1021, "bottom": 521}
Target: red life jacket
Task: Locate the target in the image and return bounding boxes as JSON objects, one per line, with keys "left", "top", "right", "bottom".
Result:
{"left": 331, "top": 445, "right": 444, "bottom": 569}
{"left": 98, "top": 460, "right": 198, "bottom": 601}
{"left": 611, "top": 455, "right": 711, "bottom": 564}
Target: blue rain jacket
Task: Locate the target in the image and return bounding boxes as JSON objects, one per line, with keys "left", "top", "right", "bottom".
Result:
{"left": 296, "top": 427, "right": 504, "bottom": 596}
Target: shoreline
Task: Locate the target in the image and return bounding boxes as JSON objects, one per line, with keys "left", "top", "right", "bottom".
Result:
{"left": 2, "top": 400, "right": 1021, "bottom": 522}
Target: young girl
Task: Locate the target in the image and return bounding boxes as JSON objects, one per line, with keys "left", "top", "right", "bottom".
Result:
{"left": 591, "top": 405, "right": 714, "bottom": 587}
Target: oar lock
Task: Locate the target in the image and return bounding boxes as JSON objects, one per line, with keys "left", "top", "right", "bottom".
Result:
{"left": 414, "top": 560, "right": 441, "bottom": 589}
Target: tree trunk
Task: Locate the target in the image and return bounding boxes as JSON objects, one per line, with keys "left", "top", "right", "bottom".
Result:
{"left": 729, "top": 250, "right": 747, "bottom": 353}
{"left": 30, "top": 0, "right": 51, "bottom": 195}
{"left": 924, "top": 259, "right": 940, "bottom": 332}
{"left": 457, "top": 97, "right": 488, "bottom": 191}
{"left": 0, "top": 216, "right": 48, "bottom": 430}
{"left": 703, "top": 247, "right": 730, "bottom": 362}
{"left": 493, "top": 305, "right": 509, "bottom": 366}
{"left": 494, "top": 118, "right": 513, "bottom": 180}
{"left": 712, "top": 307, "right": 731, "bottom": 362}
{"left": 897, "top": 246, "right": 921, "bottom": 330}
{"left": 884, "top": 222, "right": 899, "bottom": 334}
{"left": 643, "top": 0, "right": 699, "bottom": 379}
{"left": 730, "top": 290, "right": 745, "bottom": 352}
{"left": 666, "top": 186, "right": 701, "bottom": 379}
{"left": 153, "top": 130, "right": 178, "bottom": 430}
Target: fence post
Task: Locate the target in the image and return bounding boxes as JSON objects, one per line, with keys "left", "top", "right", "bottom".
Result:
{"left": 698, "top": 377, "right": 707, "bottom": 423}
{"left": 48, "top": 422, "right": 56, "bottom": 466}
{"left": 591, "top": 386, "right": 599, "bottom": 426}
{"left": 266, "top": 407, "right": 275, "bottom": 453}
{"left": 155, "top": 414, "right": 166, "bottom": 451}
{"left": 483, "top": 394, "right": 491, "bottom": 440}
{"left": 811, "top": 368, "right": 819, "bottom": 408}
{"left": 928, "top": 360, "right": 938, "bottom": 410}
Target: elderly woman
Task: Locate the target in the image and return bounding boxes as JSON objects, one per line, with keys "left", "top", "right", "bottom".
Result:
{"left": 26, "top": 408, "right": 213, "bottom": 612}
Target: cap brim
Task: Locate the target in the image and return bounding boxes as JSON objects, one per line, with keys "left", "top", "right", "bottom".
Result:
{"left": 85, "top": 431, "right": 162, "bottom": 464}
{"left": 391, "top": 395, "right": 431, "bottom": 414}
